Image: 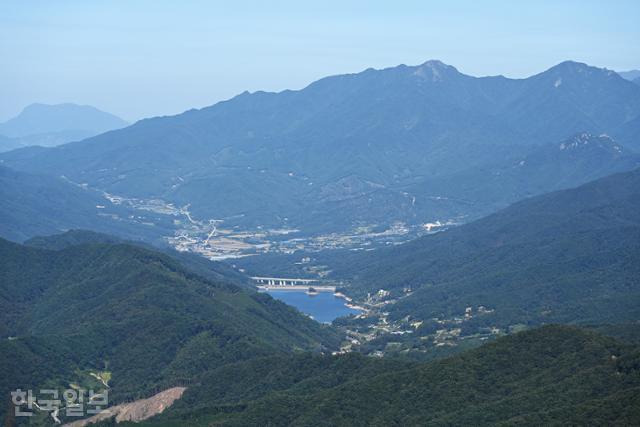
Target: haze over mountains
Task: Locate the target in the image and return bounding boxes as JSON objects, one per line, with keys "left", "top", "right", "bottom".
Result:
{"left": 1, "top": 60, "right": 640, "bottom": 246}
{"left": 2, "top": 57, "right": 640, "bottom": 426}
{"left": 0, "top": 103, "right": 128, "bottom": 152}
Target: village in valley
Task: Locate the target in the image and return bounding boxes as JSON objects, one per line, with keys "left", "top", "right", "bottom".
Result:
{"left": 103, "top": 191, "right": 457, "bottom": 260}
{"left": 332, "top": 288, "right": 505, "bottom": 359}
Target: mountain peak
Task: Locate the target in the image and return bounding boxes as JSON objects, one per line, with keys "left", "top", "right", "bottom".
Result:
{"left": 545, "top": 60, "right": 617, "bottom": 78}
{"left": 554, "top": 60, "right": 590, "bottom": 69}
{"left": 530, "top": 61, "right": 625, "bottom": 92}
{"left": 420, "top": 59, "right": 449, "bottom": 68}
{"left": 19, "top": 102, "right": 116, "bottom": 117}
{"left": 413, "top": 59, "right": 459, "bottom": 81}
{"left": 0, "top": 103, "right": 128, "bottom": 139}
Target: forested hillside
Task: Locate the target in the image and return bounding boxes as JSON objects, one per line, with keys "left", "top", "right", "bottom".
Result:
{"left": 140, "top": 326, "right": 640, "bottom": 426}
{"left": 23, "top": 229, "right": 251, "bottom": 287}
{"left": 321, "top": 168, "right": 640, "bottom": 329}
{"left": 0, "top": 238, "right": 339, "bottom": 423}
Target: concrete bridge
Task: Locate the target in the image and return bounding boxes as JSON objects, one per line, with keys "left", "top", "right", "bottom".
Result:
{"left": 251, "top": 276, "right": 319, "bottom": 286}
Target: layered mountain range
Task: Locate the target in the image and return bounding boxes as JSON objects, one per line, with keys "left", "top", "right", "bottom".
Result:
{"left": 2, "top": 60, "right": 639, "bottom": 238}
{"left": 2, "top": 59, "right": 640, "bottom": 426}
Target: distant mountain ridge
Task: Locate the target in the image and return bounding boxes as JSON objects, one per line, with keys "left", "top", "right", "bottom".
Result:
{"left": 411, "top": 132, "right": 640, "bottom": 213}
{"left": 0, "top": 103, "right": 128, "bottom": 151}
{"left": 2, "top": 60, "right": 639, "bottom": 235}
{"left": 618, "top": 69, "right": 640, "bottom": 81}
{"left": 0, "top": 134, "right": 22, "bottom": 152}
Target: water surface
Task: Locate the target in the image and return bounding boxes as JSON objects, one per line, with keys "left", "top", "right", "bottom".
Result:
{"left": 265, "top": 290, "right": 360, "bottom": 323}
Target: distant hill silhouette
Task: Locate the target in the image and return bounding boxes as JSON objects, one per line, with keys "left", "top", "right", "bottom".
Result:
{"left": 0, "top": 103, "right": 128, "bottom": 150}
{"left": 617, "top": 69, "right": 640, "bottom": 81}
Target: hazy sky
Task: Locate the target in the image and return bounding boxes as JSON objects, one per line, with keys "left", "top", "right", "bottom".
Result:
{"left": 1, "top": 0, "right": 639, "bottom": 122}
